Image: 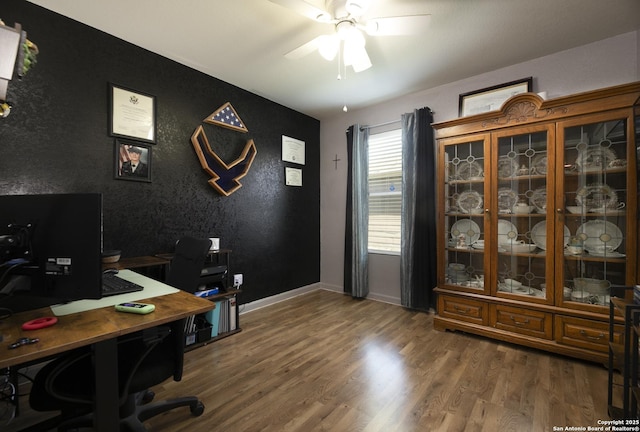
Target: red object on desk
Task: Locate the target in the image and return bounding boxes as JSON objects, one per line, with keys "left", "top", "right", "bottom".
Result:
{"left": 22, "top": 316, "right": 58, "bottom": 331}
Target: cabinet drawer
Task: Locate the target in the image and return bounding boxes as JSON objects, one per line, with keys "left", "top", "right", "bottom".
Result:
{"left": 490, "top": 304, "right": 553, "bottom": 340}
{"left": 555, "top": 315, "right": 622, "bottom": 353}
{"left": 438, "top": 295, "right": 487, "bottom": 325}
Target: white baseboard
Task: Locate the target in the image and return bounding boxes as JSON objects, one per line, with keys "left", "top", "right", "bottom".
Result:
{"left": 321, "top": 282, "right": 401, "bottom": 305}
{"left": 240, "top": 283, "right": 322, "bottom": 314}
{"left": 366, "top": 292, "right": 401, "bottom": 306}
{"left": 240, "top": 282, "right": 401, "bottom": 315}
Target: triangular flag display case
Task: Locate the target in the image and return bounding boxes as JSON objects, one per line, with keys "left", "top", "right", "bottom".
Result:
{"left": 203, "top": 102, "right": 248, "bottom": 133}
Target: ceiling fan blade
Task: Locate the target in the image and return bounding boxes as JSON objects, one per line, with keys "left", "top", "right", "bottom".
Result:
{"left": 284, "top": 35, "right": 323, "bottom": 59}
{"left": 364, "top": 14, "right": 432, "bottom": 36}
{"left": 345, "top": 0, "right": 372, "bottom": 18}
{"left": 268, "top": 0, "right": 333, "bottom": 22}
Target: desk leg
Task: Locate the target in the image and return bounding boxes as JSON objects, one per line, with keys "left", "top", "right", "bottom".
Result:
{"left": 93, "top": 338, "right": 119, "bottom": 432}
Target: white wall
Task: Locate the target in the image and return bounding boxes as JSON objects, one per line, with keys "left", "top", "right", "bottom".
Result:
{"left": 319, "top": 31, "right": 640, "bottom": 304}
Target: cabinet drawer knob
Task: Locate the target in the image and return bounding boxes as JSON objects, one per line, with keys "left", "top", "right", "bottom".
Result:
{"left": 579, "top": 330, "right": 604, "bottom": 341}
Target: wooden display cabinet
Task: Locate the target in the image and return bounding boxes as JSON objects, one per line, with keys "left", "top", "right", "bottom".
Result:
{"left": 433, "top": 82, "right": 640, "bottom": 363}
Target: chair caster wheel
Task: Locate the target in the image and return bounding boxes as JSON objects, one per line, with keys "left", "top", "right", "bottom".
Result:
{"left": 191, "top": 401, "right": 205, "bottom": 416}
{"left": 142, "top": 390, "right": 155, "bottom": 404}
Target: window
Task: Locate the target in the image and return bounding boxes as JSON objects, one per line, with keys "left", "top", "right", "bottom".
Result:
{"left": 368, "top": 128, "right": 402, "bottom": 254}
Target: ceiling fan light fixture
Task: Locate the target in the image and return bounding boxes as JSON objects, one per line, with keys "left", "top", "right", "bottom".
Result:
{"left": 317, "top": 34, "right": 339, "bottom": 61}
{"left": 343, "top": 39, "right": 371, "bottom": 72}
{"left": 364, "top": 20, "right": 379, "bottom": 35}
{"left": 348, "top": 51, "right": 371, "bottom": 72}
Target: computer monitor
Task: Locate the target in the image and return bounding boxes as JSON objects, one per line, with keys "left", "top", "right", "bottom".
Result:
{"left": 0, "top": 193, "right": 103, "bottom": 313}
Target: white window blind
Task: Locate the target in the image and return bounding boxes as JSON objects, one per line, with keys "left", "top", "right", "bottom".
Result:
{"left": 368, "top": 128, "right": 402, "bottom": 254}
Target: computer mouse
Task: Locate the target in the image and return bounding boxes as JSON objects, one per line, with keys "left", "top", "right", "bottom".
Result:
{"left": 103, "top": 268, "right": 119, "bottom": 275}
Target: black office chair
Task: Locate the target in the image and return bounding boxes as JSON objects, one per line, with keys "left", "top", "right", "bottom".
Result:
{"left": 24, "top": 237, "right": 213, "bottom": 432}
{"left": 25, "top": 322, "right": 203, "bottom": 432}
{"left": 165, "top": 236, "right": 212, "bottom": 293}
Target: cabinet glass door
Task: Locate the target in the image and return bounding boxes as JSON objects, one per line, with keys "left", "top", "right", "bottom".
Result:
{"left": 442, "top": 136, "right": 487, "bottom": 293}
{"left": 558, "top": 114, "right": 632, "bottom": 308}
{"left": 492, "top": 126, "right": 552, "bottom": 302}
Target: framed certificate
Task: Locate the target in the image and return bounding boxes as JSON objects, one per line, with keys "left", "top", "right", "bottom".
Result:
{"left": 109, "top": 83, "right": 157, "bottom": 143}
{"left": 285, "top": 167, "right": 302, "bottom": 186}
{"left": 282, "top": 135, "right": 305, "bottom": 165}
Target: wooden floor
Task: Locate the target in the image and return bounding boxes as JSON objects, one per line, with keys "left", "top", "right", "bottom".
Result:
{"left": 5, "top": 289, "right": 614, "bottom": 431}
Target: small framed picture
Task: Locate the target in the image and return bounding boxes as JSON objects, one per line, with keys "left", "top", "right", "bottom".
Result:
{"left": 114, "top": 139, "right": 152, "bottom": 183}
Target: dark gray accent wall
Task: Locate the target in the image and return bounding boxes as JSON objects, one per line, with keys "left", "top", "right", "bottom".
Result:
{"left": 0, "top": 0, "right": 320, "bottom": 304}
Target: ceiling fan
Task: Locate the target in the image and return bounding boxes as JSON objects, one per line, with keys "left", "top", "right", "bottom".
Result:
{"left": 269, "top": 0, "right": 431, "bottom": 73}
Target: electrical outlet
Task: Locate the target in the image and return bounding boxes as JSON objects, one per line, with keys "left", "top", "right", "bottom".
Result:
{"left": 233, "top": 274, "right": 243, "bottom": 287}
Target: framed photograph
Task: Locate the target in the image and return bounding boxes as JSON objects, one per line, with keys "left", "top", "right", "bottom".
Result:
{"left": 109, "top": 83, "right": 156, "bottom": 143}
{"left": 459, "top": 77, "right": 532, "bottom": 117}
{"left": 114, "top": 140, "right": 152, "bottom": 183}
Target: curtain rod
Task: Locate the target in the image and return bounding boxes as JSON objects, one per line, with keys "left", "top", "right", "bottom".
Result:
{"left": 359, "top": 108, "right": 435, "bottom": 131}
{"left": 360, "top": 119, "right": 401, "bottom": 131}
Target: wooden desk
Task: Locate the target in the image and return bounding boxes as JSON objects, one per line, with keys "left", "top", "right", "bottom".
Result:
{"left": 101, "top": 255, "right": 171, "bottom": 271}
{"left": 0, "top": 272, "right": 214, "bottom": 432}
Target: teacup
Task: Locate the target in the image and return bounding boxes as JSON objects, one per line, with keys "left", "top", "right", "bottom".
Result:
{"left": 566, "top": 245, "right": 583, "bottom": 255}
{"left": 512, "top": 205, "right": 534, "bottom": 214}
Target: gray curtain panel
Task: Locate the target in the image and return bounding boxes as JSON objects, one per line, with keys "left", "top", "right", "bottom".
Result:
{"left": 344, "top": 125, "right": 369, "bottom": 298}
{"left": 401, "top": 108, "right": 437, "bottom": 310}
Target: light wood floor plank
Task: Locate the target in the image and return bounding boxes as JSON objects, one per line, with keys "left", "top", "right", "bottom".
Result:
{"left": 4, "top": 289, "right": 614, "bottom": 431}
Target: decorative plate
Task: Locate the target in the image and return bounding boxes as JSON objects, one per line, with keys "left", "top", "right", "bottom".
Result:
{"left": 497, "top": 157, "right": 519, "bottom": 178}
{"left": 450, "top": 219, "right": 481, "bottom": 244}
{"left": 576, "top": 220, "right": 623, "bottom": 251}
{"left": 531, "top": 153, "right": 548, "bottom": 175}
{"left": 455, "top": 161, "right": 483, "bottom": 181}
{"left": 497, "top": 188, "right": 518, "bottom": 212}
{"left": 457, "top": 190, "right": 483, "bottom": 213}
{"left": 575, "top": 146, "right": 617, "bottom": 171}
{"left": 586, "top": 250, "right": 625, "bottom": 258}
{"left": 575, "top": 183, "right": 618, "bottom": 211}
{"left": 531, "top": 221, "right": 570, "bottom": 250}
{"left": 529, "top": 187, "right": 547, "bottom": 213}
{"left": 497, "top": 220, "right": 518, "bottom": 244}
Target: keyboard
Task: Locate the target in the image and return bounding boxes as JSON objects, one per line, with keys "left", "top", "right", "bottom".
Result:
{"left": 102, "top": 273, "right": 144, "bottom": 297}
